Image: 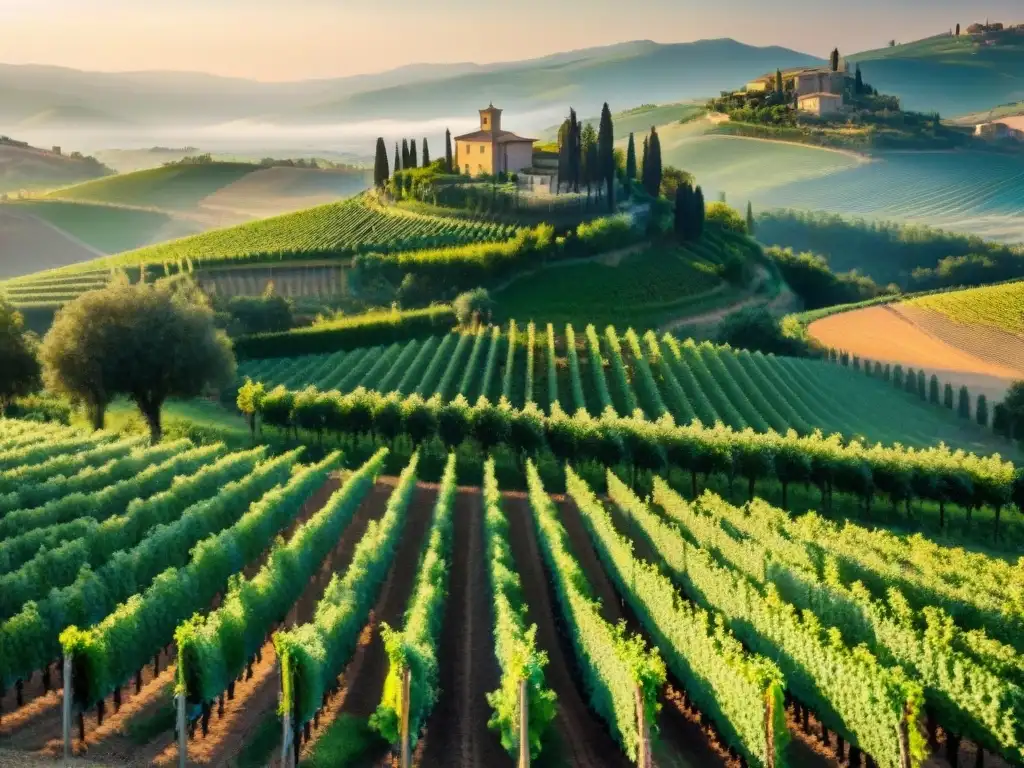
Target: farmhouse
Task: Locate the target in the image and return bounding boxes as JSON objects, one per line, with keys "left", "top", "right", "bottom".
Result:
{"left": 798, "top": 92, "right": 844, "bottom": 116}
{"left": 454, "top": 105, "right": 536, "bottom": 177}
{"left": 746, "top": 64, "right": 847, "bottom": 95}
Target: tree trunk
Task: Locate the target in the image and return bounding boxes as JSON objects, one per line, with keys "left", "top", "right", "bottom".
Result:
{"left": 89, "top": 401, "right": 107, "bottom": 431}
{"left": 781, "top": 481, "right": 788, "bottom": 511}
{"left": 748, "top": 476, "right": 756, "bottom": 501}
{"left": 140, "top": 401, "right": 163, "bottom": 445}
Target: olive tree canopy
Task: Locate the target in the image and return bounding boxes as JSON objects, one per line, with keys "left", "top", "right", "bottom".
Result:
{"left": 0, "top": 299, "right": 40, "bottom": 413}
{"left": 41, "top": 280, "right": 235, "bottom": 442}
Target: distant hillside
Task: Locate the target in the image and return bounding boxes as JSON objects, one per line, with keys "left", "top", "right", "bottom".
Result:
{"left": 291, "top": 39, "right": 822, "bottom": 123}
{"left": 850, "top": 32, "right": 1024, "bottom": 117}
{"left": 539, "top": 102, "right": 705, "bottom": 144}
{"left": 18, "top": 104, "right": 129, "bottom": 129}
{"left": 46, "top": 162, "right": 259, "bottom": 210}
{"left": 0, "top": 138, "right": 111, "bottom": 195}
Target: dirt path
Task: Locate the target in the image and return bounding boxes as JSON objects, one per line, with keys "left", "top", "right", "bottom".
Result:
{"left": 555, "top": 499, "right": 729, "bottom": 768}
{"left": 502, "top": 493, "right": 632, "bottom": 768}
{"left": 491, "top": 243, "right": 651, "bottom": 294}
{"left": 660, "top": 266, "right": 796, "bottom": 334}
{"left": 418, "top": 489, "right": 506, "bottom": 768}
{"left": 297, "top": 482, "right": 436, "bottom": 763}
{"left": 809, "top": 304, "right": 1020, "bottom": 403}
{"left": 144, "top": 478, "right": 391, "bottom": 767}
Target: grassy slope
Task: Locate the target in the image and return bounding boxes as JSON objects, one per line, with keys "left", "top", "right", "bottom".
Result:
{"left": 45, "top": 162, "right": 259, "bottom": 210}
{"left": 7, "top": 200, "right": 172, "bottom": 254}
{"left": 540, "top": 102, "right": 705, "bottom": 143}
{"left": 0, "top": 143, "right": 110, "bottom": 195}
{"left": 907, "top": 280, "right": 1024, "bottom": 334}
{"left": 492, "top": 242, "right": 730, "bottom": 328}
{"left": 850, "top": 32, "right": 1024, "bottom": 117}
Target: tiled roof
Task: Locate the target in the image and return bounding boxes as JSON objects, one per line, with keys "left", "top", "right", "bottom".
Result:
{"left": 453, "top": 129, "right": 536, "bottom": 143}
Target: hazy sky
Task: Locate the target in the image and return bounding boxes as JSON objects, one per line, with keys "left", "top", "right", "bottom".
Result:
{"left": 2, "top": 0, "right": 1019, "bottom": 81}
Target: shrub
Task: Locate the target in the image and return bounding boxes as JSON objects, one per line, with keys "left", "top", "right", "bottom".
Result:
{"left": 453, "top": 288, "right": 494, "bottom": 325}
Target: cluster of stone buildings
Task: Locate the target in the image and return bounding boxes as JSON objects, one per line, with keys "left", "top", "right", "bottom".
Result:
{"left": 974, "top": 121, "right": 1024, "bottom": 141}
{"left": 745, "top": 62, "right": 849, "bottom": 117}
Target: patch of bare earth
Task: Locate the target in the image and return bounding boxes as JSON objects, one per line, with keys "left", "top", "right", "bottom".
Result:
{"left": 417, "top": 489, "right": 507, "bottom": 768}
{"left": 502, "top": 492, "right": 632, "bottom": 768}
{"left": 809, "top": 305, "right": 1019, "bottom": 403}
{"left": 296, "top": 482, "right": 436, "bottom": 764}
{"left": 0, "top": 208, "right": 99, "bottom": 278}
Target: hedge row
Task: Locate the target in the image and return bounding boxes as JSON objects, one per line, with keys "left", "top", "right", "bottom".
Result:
{"left": 233, "top": 305, "right": 456, "bottom": 360}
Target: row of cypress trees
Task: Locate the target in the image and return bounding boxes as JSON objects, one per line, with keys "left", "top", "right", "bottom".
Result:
{"left": 624, "top": 126, "right": 662, "bottom": 198}
{"left": 373, "top": 131, "right": 458, "bottom": 188}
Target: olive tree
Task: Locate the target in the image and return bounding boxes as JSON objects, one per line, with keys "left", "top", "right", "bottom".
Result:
{"left": 41, "top": 281, "right": 234, "bottom": 443}
{"left": 0, "top": 299, "right": 40, "bottom": 413}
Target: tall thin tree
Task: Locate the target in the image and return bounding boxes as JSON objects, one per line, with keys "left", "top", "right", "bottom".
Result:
{"left": 625, "top": 132, "right": 637, "bottom": 187}
{"left": 597, "top": 102, "right": 615, "bottom": 210}
{"left": 373, "top": 137, "right": 389, "bottom": 188}
{"left": 746, "top": 201, "right": 755, "bottom": 234}
{"left": 855, "top": 65, "right": 864, "bottom": 94}
{"left": 567, "top": 109, "right": 581, "bottom": 193}
{"left": 422, "top": 138, "right": 430, "bottom": 167}
{"left": 694, "top": 185, "right": 706, "bottom": 239}
{"left": 830, "top": 48, "right": 840, "bottom": 72}
{"left": 410, "top": 139, "right": 418, "bottom": 169}
{"left": 401, "top": 139, "right": 410, "bottom": 169}
{"left": 640, "top": 135, "right": 649, "bottom": 191}
{"left": 645, "top": 126, "right": 662, "bottom": 197}
{"left": 775, "top": 68, "right": 784, "bottom": 94}
{"left": 556, "top": 118, "right": 571, "bottom": 194}
{"left": 445, "top": 129, "right": 453, "bottom": 172}
{"left": 394, "top": 142, "right": 401, "bottom": 173}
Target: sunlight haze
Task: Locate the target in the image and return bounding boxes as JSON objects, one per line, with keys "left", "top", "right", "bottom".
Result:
{"left": 2, "top": 0, "right": 1019, "bottom": 80}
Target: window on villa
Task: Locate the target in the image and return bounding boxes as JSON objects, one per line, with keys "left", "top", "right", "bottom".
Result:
{"left": 479, "top": 145, "right": 484, "bottom": 153}
{"left": 464, "top": 165, "right": 470, "bottom": 174}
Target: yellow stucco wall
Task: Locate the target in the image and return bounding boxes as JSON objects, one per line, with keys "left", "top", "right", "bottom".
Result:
{"left": 460, "top": 140, "right": 494, "bottom": 175}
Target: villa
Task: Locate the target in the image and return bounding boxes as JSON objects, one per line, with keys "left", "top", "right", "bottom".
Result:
{"left": 798, "top": 92, "right": 844, "bottom": 116}
{"left": 454, "top": 105, "right": 536, "bottom": 177}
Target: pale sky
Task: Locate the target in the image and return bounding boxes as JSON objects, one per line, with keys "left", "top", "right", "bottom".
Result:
{"left": 1, "top": 0, "right": 1019, "bottom": 81}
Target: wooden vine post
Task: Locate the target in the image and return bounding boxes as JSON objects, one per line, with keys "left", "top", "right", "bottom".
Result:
{"left": 518, "top": 677, "right": 530, "bottom": 768}
{"left": 635, "top": 686, "right": 652, "bottom": 768}
{"left": 62, "top": 655, "right": 72, "bottom": 763}
{"left": 400, "top": 666, "right": 412, "bottom": 768}
{"left": 764, "top": 692, "right": 775, "bottom": 768}
{"left": 279, "top": 662, "right": 292, "bottom": 768}
{"left": 176, "top": 690, "right": 187, "bottom": 768}
{"left": 897, "top": 704, "right": 913, "bottom": 768}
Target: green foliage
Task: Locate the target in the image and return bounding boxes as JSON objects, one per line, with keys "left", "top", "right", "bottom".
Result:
{"left": 0, "top": 298, "right": 41, "bottom": 411}
{"left": 756, "top": 210, "right": 1024, "bottom": 290}
{"left": 234, "top": 305, "right": 456, "bottom": 359}
{"left": 958, "top": 385, "right": 972, "bottom": 419}
{"left": 274, "top": 452, "right": 416, "bottom": 728}
{"left": 452, "top": 288, "right": 493, "bottom": 326}
{"left": 223, "top": 292, "right": 293, "bottom": 337}
{"left": 176, "top": 449, "right": 382, "bottom": 706}
{"left": 717, "top": 307, "right": 809, "bottom": 357}
{"left": 767, "top": 247, "right": 888, "bottom": 309}
{"left": 705, "top": 202, "right": 747, "bottom": 234}
{"left": 526, "top": 461, "right": 665, "bottom": 761}
{"left": 372, "top": 454, "right": 456, "bottom": 746}
{"left": 40, "top": 281, "right": 234, "bottom": 441}
{"left": 482, "top": 459, "right": 556, "bottom": 757}
{"left": 577, "top": 470, "right": 788, "bottom": 767}
{"left": 645, "top": 480, "right": 925, "bottom": 768}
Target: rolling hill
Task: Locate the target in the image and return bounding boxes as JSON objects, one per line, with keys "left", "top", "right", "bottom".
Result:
{"left": 850, "top": 31, "right": 1024, "bottom": 118}
{"left": 539, "top": 102, "right": 705, "bottom": 144}
{"left": 0, "top": 139, "right": 111, "bottom": 195}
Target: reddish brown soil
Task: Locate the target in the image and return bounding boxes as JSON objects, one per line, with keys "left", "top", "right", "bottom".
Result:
{"left": 418, "top": 489, "right": 507, "bottom": 768}
{"left": 1, "top": 472, "right": 347, "bottom": 764}
{"left": 502, "top": 492, "right": 631, "bottom": 768}
{"left": 297, "top": 482, "right": 436, "bottom": 762}
{"left": 556, "top": 499, "right": 730, "bottom": 768}
{"left": 808, "top": 305, "right": 1018, "bottom": 403}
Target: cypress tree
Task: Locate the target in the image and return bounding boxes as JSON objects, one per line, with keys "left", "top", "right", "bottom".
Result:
{"left": 410, "top": 139, "right": 418, "bottom": 169}
{"left": 775, "top": 68, "right": 783, "bottom": 94}
{"left": 598, "top": 102, "right": 615, "bottom": 210}
{"left": 944, "top": 382, "right": 955, "bottom": 409}
{"left": 394, "top": 142, "right": 401, "bottom": 173}
{"left": 445, "top": 129, "right": 453, "bottom": 172}
{"left": 640, "top": 136, "right": 649, "bottom": 191}
{"left": 401, "top": 139, "right": 409, "bottom": 169}
{"left": 976, "top": 395, "right": 989, "bottom": 427}
{"left": 372, "top": 137, "right": 389, "bottom": 188}
{"left": 830, "top": 48, "right": 840, "bottom": 72}
{"left": 904, "top": 368, "right": 917, "bottom": 395}
{"left": 855, "top": 65, "right": 864, "bottom": 94}
{"left": 647, "top": 127, "right": 663, "bottom": 197}
{"left": 993, "top": 404, "right": 1010, "bottom": 437}
{"left": 917, "top": 370, "right": 927, "bottom": 400}
{"left": 422, "top": 138, "right": 430, "bottom": 167}
{"left": 625, "top": 132, "right": 637, "bottom": 186}
{"left": 956, "top": 23, "right": 961, "bottom": 36}
{"left": 694, "top": 185, "right": 705, "bottom": 238}
{"left": 746, "top": 201, "right": 755, "bottom": 234}
{"left": 958, "top": 386, "right": 971, "bottom": 419}
{"left": 556, "top": 118, "right": 571, "bottom": 194}
{"left": 929, "top": 374, "right": 940, "bottom": 405}
{"left": 883, "top": 363, "right": 891, "bottom": 382}
{"left": 893, "top": 365, "right": 904, "bottom": 389}
{"left": 674, "top": 183, "right": 691, "bottom": 240}
{"left": 568, "top": 109, "right": 582, "bottom": 193}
